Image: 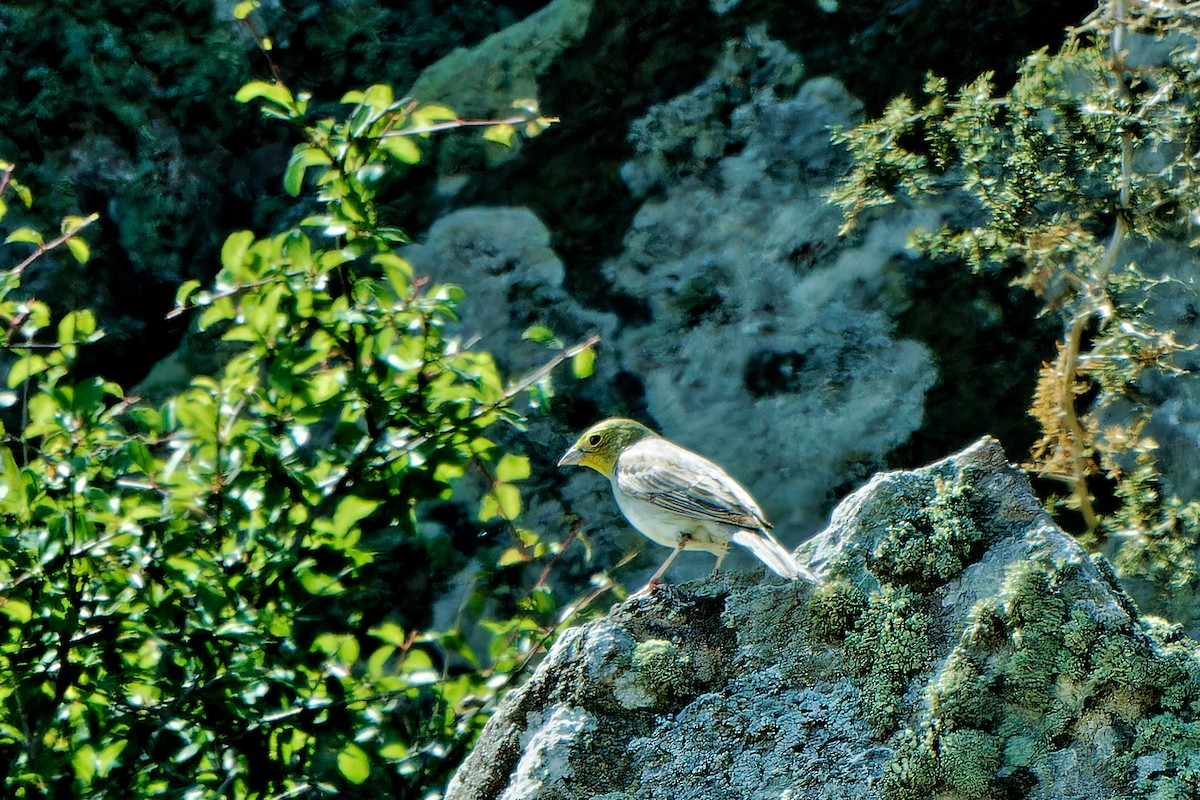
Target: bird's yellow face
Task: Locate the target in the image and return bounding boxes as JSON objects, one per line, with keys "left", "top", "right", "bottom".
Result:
{"left": 557, "top": 418, "right": 655, "bottom": 478}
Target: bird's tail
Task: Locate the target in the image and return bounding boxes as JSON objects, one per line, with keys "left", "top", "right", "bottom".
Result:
{"left": 732, "top": 529, "right": 817, "bottom": 582}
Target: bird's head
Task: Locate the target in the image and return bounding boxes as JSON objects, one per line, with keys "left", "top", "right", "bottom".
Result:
{"left": 557, "top": 418, "right": 655, "bottom": 478}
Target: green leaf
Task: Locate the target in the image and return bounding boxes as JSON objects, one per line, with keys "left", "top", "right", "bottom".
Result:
{"left": 235, "top": 80, "right": 295, "bottom": 110}
{"left": 7, "top": 355, "right": 46, "bottom": 388}
{"left": 379, "top": 741, "right": 410, "bottom": 761}
{"left": 175, "top": 279, "right": 201, "bottom": 307}
{"left": 496, "top": 453, "right": 530, "bottom": 482}
{"left": 337, "top": 743, "right": 371, "bottom": 785}
{"left": 483, "top": 124, "right": 516, "bottom": 147}
{"left": 65, "top": 237, "right": 90, "bottom": 264}
{"left": 380, "top": 135, "right": 422, "bottom": 164}
{"left": 58, "top": 309, "right": 97, "bottom": 343}
{"left": 221, "top": 230, "right": 255, "bottom": 271}
{"left": 314, "top": 633, "right": 360, "bottom": 663}
{"left": 0, "top": 598, "right": 31, "bottom": 623}
{"left": 297, "top": 562, "right": 345, "bottom": 596}
{"left": 521, "top": 325, "right": 560, "bottom": 346}
{"left": 60, "top": 215, "right": 93, "bottom": 236}
{"left": 283, "top": 154, "right": 308, "bottom": 197}
{"left": 412, "top": 104, "right": 458, "bottom": 128}
{"left": 374, "top": 253, "right": 412, "bottom": 297}
{"left": 369, "top": 621, "right": 407, "bottom": 647}
{"left": 497, "top": 547, "right": 527, "bottom": 567}
{"left": 4, "top": 227, "right": 42, "bottom": 246}
{"left": 13, "top": 180, "right": 32, "bottom": 209}
{"left": 400, "top": 648, "right": 437, "bottom": 683}
{"left": 480, "top": 483, "right": 522, "bottom": 521}
{"left": 572, "top": 346, "right": 596, "bottom": 379}
{"left": 360, "top": 84, "right": 394, "bottom": 110}
{"left": 233, "top": 0, "right": 258, "bottom": 19}
{"left": 244, "top": 283, "right": 284, "bottom": 337}
{"left": 283, "top": 146, "right": 331, "bottom": 197}
{"left": 522, "top": 585, "right": 556, "bottom": 615}
{"left": 332, "top": 495, "right": 382, "bottom": 537}
{"left": 73, "top": 745, "right": 97, "bottom": 785}
{"left": 198, "top": 296, "right": 237, "bottom": 330}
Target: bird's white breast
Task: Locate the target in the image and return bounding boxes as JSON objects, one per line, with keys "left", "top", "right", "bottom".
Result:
{"left": 610, "top": 481, "right": 729, "bottom": 555}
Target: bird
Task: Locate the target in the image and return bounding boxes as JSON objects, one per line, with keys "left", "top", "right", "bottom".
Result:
{"left": 557, "top": 417, "right": 814, "bottom": 592}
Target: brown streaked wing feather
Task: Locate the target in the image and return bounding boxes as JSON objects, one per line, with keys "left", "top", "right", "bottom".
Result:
{"left": 615, "top": 439, "right": 770, "bottom": 530}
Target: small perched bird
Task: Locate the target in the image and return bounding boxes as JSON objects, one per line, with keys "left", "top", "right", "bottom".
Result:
{"left": 558, "top": 418, "right": 814, "bottom": 591}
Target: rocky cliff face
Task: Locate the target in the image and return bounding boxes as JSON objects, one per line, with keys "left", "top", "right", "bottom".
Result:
{"left": 447, "top": 437, "right": 1200, "bottom": 800}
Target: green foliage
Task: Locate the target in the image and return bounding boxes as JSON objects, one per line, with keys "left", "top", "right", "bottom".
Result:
{"left": 0, "top": 67, "right": 575, "bottom": 797}
{"left": 832, "top": 2, "right": 1200, "bottom": 611}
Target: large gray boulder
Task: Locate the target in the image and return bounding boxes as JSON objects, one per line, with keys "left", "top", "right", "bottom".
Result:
{"left": 446, "top": 437, "right": 1200, "bottom": 800}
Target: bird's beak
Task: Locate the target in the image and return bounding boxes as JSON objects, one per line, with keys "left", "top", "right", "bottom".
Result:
{"left": 557, "top": 446, "right": 583, "bottom": 468}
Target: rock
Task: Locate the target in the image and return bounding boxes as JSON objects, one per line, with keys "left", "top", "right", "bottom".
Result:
{"left": 601, "top": 32, "right": 938, "bottom": 540}
{"left": 404, "top": 205, "right": 617, "bottom": 377}
{"left": 446, "top": 437, "right": 1200, "bottom": 800}
{"left": 408, "top": 0, "right": 595, "bottom": 172}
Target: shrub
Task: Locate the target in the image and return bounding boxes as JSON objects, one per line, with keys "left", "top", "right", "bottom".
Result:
{"left": 0, "top": 56, "right": 585, "bottom": 798}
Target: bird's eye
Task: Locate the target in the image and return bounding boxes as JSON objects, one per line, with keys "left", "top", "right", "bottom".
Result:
{"left": 588, "top": 434, "right": 601, "bottom": 446}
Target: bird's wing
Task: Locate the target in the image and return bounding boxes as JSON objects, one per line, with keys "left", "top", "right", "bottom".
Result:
{"left": 615, "top": 438, "right": 771, "bottom": 530}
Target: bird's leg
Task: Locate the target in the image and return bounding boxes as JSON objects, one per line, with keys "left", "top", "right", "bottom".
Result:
{"left": 709, "top": 543, "right": 730, "bottom": 579}
{"left": 633, "top": 535, "right": 691, "bottom": 596}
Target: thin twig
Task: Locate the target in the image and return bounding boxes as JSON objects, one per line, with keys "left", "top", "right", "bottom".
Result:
{"left": 379, "top": 114, "right": 560, "bottom": 139}
{"left": 11, "top": 213, "right": 99, "bottom": 276}
{"left": 0, "top": 163, "right": 14, "bottom": 200}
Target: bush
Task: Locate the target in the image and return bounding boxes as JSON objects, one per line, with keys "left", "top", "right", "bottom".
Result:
{"left": 832, "top": 0, "right": 1200, "bottom": 617}
{"left": 0, "top": 60, "right": 584, "bottom": 798}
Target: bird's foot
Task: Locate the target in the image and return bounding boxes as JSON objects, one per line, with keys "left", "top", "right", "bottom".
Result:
{"left": 630, "top": 578, "right": 662, "bottom": 598}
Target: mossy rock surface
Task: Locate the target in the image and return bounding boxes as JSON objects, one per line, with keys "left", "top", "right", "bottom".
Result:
{"left": 447, "top": 437, "right": 1200, "bottom": 800}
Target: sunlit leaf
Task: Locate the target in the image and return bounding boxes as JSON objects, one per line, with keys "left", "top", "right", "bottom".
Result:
{"left": 380, "top": 135, "right": 421, "bottom": 164}
{"left": 497, "top": 547, "right": 528, "bottom": 567}
{"left": 4, "top": 227, "right": 42, "bottom": 246}
{"left": 337, "top": 743, "right": 370, "bottom": 785}
{"left": 6, "top": 355, "right": 46, "bottom": 388}
{"left": 0, "top": 599, "right": 31, "bottom": 624}
{"left": 522, "top": 325, "right": 560, "bottom": 346}
{"left": 483, "top": 124, "right": 516, "bottom": 147}
{"left": 480, "top": 482, "right": 522, "bottom": 521}
{"left": 65, "top": 237, "right": 90, "bottom": 264}
{"left": 235, "top": 80, "right": 295, "bottom": 111}
{"left": 221, "top": 230, "right": 255, "bottom": 272}
{"left": 496, "top": 453, "right": 531, "bottom": 482}
{"left": 571, "top": 346, "right": 596, "bottom": 379}
{"left": 331, "top": 495, "right": 382, "bottom": 537}
{"left": 412, "top": 103, "right": 458, "bottom": 129}
{"left": 233, "top": 0, "right": 259, "bottom": 19}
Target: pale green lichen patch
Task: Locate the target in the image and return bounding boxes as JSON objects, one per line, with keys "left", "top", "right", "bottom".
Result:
{"left": 613, "top": 638, "right": 708, "bottom": 710}
{"left": 880, "top": 556, "right": 1200, "bottom": 799}
{"left": 867, "top": 475, "right": 986, "bottom": 589}
{"left": 843, "top": 585, "right": 932, "bottom": 732}
{"left": 805, "top": 578, "right": 868, "bottom": 643}
{"left": 811, "top": 458, "right": 1200, "bottom": 800}
{"left": 939, "top": 729, "right": 1002, "bottom": 798}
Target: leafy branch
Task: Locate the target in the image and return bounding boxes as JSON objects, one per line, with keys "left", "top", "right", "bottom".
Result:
{"left": 832, "top": 1, "right": 1200, "bottom": 592}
